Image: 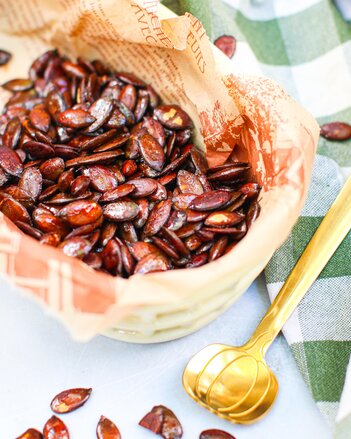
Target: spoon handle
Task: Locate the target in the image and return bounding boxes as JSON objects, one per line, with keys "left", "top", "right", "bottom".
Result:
{"left": 246, "top": 176, "right": 351, "bottom": 356}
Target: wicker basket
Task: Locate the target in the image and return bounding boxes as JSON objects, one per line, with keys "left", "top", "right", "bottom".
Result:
{"left": 0, "top": 4, "right": 319, "bottom": 343}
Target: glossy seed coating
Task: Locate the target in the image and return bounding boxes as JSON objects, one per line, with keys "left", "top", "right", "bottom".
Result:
{"left": 200, "top": 429, "right": 236, "bottom": 439}
{"left": 43, "top": 415, "right": 69, "bottom": 439}
{"left": 50, "top": 387, "right": 92, "bottom": 413}
{"left": 96, "top": 415, "right": 121, "bottom": 439}
{"left": 139, "top": 405, "right": 183, "bottom": 439}
{"left": 16, "top": 428, "right": 43, "bottom": 439}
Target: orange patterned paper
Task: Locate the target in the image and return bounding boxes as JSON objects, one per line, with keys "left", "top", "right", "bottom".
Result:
{"left": 0, "top": 1, "right": 319, "bottom": 340}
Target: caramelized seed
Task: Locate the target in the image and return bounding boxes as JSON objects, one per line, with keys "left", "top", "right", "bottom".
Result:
{"left": 53, "top": 144, "right": 78, "bottom": 159}
{"left": 152, "top": 236, "right": 179, "bottom": 259}
{"left": 0, "top": 146, "right": 23, "bottom": 177}
{"left": 1, "top": 197, "right": 31, "bottom": 224}
{"left": 3, "top": 117, "right": 22, "bottom": 149}
{"left": 16, "top": 428, "right": 43, "bottom": 439}
{"left": 163, "top": 210, "right": 186, "bottom": 232}
{"left": 42, "top": 184, "right": 64, "bottom": 198}
{"left": 320, "top": 122, "right": 351, "bottom": 140}
{"left": 83, "top": 252, "right": 102, "bottom": 269}
{"left": 39, "top": 232, "right": 61, "bottom": 247}
{"left": 142, "top": 117, "right": 166, "bottom": 147}
{"left": 70, "top": 175, "right": 91, "bottom": 196}
{"left": 139, "top": 133, "right": 165, "bottom": 172}
{"left": 139, "top": 410, "right": 162, "bottom": 435}
{"left": 2, "top": 78, "right": 33, "bottom": 92}
{"left": 80, "top": 129, "right": 118, "bottom": 151}
{"left": 39, "top": 158, "right": 65, "bottom": 181}
{"left": 119, "top": 240, "right": 136, "bottom": 275}
{"left": 205, "top": 211, "right": 244, "bottom": 227}
{"left": 117, "top": 71, "right": 146, "bottom": 87}
{"left": 239, "top": 182, "right": 261, "bottom": 199}
{"left": 30, "top": 106, "right": 51, "bottom": 132}
{"left": 62, "top": 61, "right": 87, "bottom": 78}
{"left": 133, "top": 198, "right": 149, "bottom": 228}
{"left": 119, "top": 84, "right": 137, "bottom": 111}
{"left": 146, "top": 84, "right": 160, "bottom": 108}
{"left": 45, "top": 191, "right": 92, "bottom": 205}
{"left": 29, "top": 49, "right": 57, "bottom": 80}
{"left": 59, "top": 237, "right": 92, "bottom": 259}
{"left": 207, "top": 164, "right": 250, "bottom": 182}
{"left": 115, "top": 101, "right": 135, "bottom": 125}
{"left": 191, "top": 148, "right": 208, "bottom": 173}
{"left": 139, "top": 405, "right": 183, "bottom": 439}
{"left": 195, "top": 240, "right": 213, "bottom": 253}
{"left": 161, "top": 227, "right": 189, "bottom": 257}
{"left": 58, "top": 169, "right": 75, "bottom": 192}
{"left": 50, "top": 388, "right": 92, "bottom": 414}
{"left": 129, "top": 241, "right": 160, "bottom": 260}
{"left": 158, "top": 172, "right": 177, "bottom": 186}
{"left": 200, "top": 429, "right": 236, "bottom": 439}
{"left": 184, "top": 234, "right": 202, "bottom": 252}
{"left": 100, "top": 184, "right": 135, "bottom": 202}
{"left": 175, "top": 128, "right": 192, "bottom": 147}
{"left": 57, "top": 109, "right": 95, "bottom": 128}
{"left": 134, "top": 93, "right": 149, "bottom": 122}
{"left": 102, "top": 238, "right": 122, "bottom": 274}
{"left": 189, "top": 190, "right": 231, "bottom": 211}
{"left": 128, "top": 178, "right": 157, "bottom": 198}
{"left": 46, "top": 90, "right": 67, "bottom": 122}
{"left": 176, "top": 221, "right": 202, "bottom": 239}
{"left": 85, "top": 97, "right": 114, "bottom": 133}
{"left": 144, "top": 198, "right": 172, "bottom": 236}
{"left": 121, "top": 159, "right": 137, "bottom": 177}
{"left": 134, "top": 253, "right": 170, "bottom": 274}
{"left": 246, "top": 200, "right": 260, "bottom": 229}
{"left": 100, "top": 222, "right": 118, "bottom": 247}
{"left": 15, "top": 220, "right": 43, "bottom": 239}
{"left": 177, "top": 170, "right": 203, "bottom": 194}
{"left": 186, "top": 252, "right": 208, "bottom": 268}
{"left": 185, "top": 209, "right": 208, "bottom": 223}
{"left": 104, "top": 108, "right": 126, "bottom": 129}
{"left": 33, "top": 207, "right": 68, "bottom": 236}
{"left": 22, "top": 140, "right": 55, "bottom": 159}
{"left": 103, "top": 200, "right": 139, "bottom": 221}
{"left": 0, "top": 168, "right": 9, "bottom": 187}
{"left": 203, "top": 226, "right": 246, "bottom": 237}
{"left": 214, "top": 35, "right": 237, "bottom": 58}
{"left": 4, "top": 186, "right": 33, "bottom": 208}
{"left": 226, "top": 193, "right": 247, "bottom": 212}
{"left": 82, "top": 165, "right": 118, "bottom": 192}
{"left": 209, "top": 236, "right": 228, "bottom": 261}
{"left": 154, "top": 105, "right": 193, "bottom": 130}
{"left": 43, "top": 415, "right": 69, "bottom": 439}
{"left": 159, "top": 145, "right": 193, "bottom": 176}
{"left": 58, "top": 200, "right": 102, "bottom": 226}
{"left": 94, "top": 133, "right": 130, "bottom": 152}
{"left": 172, "top": 193, "right": 197, "bottom": 210}
{"left": 96, "top": 415, "right": 121, "bottom": 439}
{"left": 66, "top": 150, "right": 123, "bottom": 167}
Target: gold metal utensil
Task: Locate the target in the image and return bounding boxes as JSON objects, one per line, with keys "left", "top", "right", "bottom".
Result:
{"left": 183, "top": 176, "right": 351, "bottom": 424}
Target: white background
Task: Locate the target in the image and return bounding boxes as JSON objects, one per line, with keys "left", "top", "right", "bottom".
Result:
{"left": 0, "top": 275, "right": 330, "bottom": 438}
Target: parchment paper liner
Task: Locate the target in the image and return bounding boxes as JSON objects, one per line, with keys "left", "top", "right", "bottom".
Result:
{"left": 0, "top": 0, "right": 319, "bottom": 340}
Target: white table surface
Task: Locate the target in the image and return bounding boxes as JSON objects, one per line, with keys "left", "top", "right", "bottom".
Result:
{"left": 0, "top": 274, "right": 330, "bottom": 438}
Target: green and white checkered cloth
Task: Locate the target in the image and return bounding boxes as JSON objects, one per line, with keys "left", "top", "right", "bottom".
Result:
{"left": 163, "top": 0, "right": 351, "bottom": 435}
